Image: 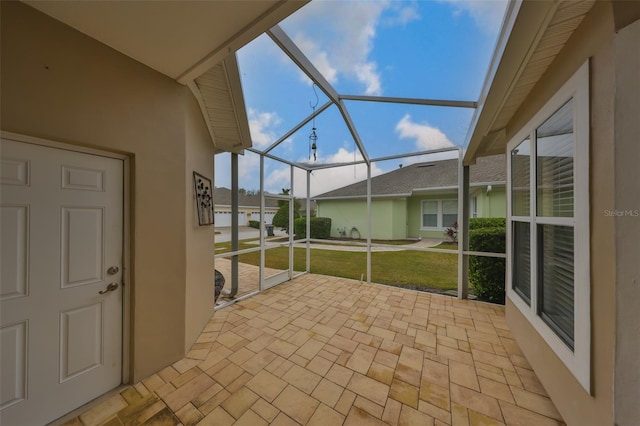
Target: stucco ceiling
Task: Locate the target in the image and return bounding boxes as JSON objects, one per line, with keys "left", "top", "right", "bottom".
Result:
{"left": 23, "top": 0, "right": 307, "bottom": 154}
{"left": 24, "top": 0, "right": 306, "bottom": 83}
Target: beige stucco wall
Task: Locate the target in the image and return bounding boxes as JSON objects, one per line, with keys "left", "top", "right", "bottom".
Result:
{"left": 504, "top": 2, "right": 617, "bottom": 424}
{"left": 613, "top": 17, "right": 640, "bottom": 426}
{"left": 1, "top": 2, "right": 215, "bottom": 381}
{"left": 184, "top": 94, "right": 216, "bottom": 352}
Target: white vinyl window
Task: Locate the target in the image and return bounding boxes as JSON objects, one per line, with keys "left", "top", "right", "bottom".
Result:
{"left": 421, "top": 199, "right": 458, "bottom": 229}
{"left": 422, "top": 200, "right": 438, "bottom": 227}
{"left": 507, "top": 62, "right": 590, "bottom": 392}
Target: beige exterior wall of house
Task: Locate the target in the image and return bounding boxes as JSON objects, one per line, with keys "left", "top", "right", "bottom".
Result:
{"left": 504, "top": 2, "right": 624, "bottom": 424}
{"left": 613, "top": 17, "right": 640, "bottom": 426}
{"left": 1, "top": 2, "right": 215, "bottom": 381}
{"left": 185, "top": 94, "right": 216, "bottom": 353}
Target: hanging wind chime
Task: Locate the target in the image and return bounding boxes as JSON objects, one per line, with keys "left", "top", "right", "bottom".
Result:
{"left": 309, "top": 84, "right": 319, "bottom": 162}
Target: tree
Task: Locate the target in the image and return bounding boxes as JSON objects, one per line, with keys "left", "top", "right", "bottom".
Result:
{"left": 272, "top": 188, "right": 300, "bottom": 232}
{"left": 238, "top": 188, "right": 258, "bottom": 196}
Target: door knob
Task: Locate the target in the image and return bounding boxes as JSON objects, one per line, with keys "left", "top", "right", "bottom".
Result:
{"left": 107, "top": 266, "right": 119, "bottom": 275}
{"left": 99, "top": 283, "right": 119, "bottom": 294}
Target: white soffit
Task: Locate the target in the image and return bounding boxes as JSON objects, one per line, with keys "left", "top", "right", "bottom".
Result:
{"left": 465, "top": 0, "right": 595, "bottom": 164}
{"left": 24, "top": 0, "right": 306, "bottom": 83}
{"left": 191, "top": 55, "right": 252, "bottom": 154}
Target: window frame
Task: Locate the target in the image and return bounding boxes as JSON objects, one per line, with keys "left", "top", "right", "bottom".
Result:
{"left": 506, "top": 61, "right": 590, "bottom": 392}
{"left": 420, "top": 199, "right": 458, "bottom": 230}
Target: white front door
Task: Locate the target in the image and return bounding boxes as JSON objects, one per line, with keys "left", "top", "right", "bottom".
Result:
{"left": 0, "top": 139, "right": 124, "bottom": 425}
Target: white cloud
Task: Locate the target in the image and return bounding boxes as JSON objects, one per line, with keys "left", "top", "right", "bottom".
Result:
{"left": 395, "top": 114, "right": 455, "bottom": 151}
{"left": 440, "top": 0, "right": 508, "bottom": 34}
{"left": 238, "top": 153, "right": 260, "bottom": 189}
{"left": 321, "top": 146, "right": 363, "bottom": 164}
{"left": 284, "top": 0, "right": 389, "bottom": 95}
{"left": 248, "top": 108, "right": 282, "bottom": 149}
{"left": 286, "top": 146, "right": 383, "bottom": 197}
{"left": 265, "top": 167, "right": 291, "bottom": 193}
{"left": 383, "top": 3, "right": 421, "bottom": 27}
{"left": 214, "top": 151, "right": 262, "bottom": 192}
{"left": 354, "top": 62, "right": 382, "bottom": 96}
{"left": 294, "top": 34, "right": 339, "bottom": 85}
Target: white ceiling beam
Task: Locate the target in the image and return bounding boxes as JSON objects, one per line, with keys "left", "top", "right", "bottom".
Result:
{"left": 267, "top": 25, "right": 370, "bottom": 164}
{"left": 306, "top": 160, "right": 366, "bottom": 171}
{"left": 264, "top": 100, "right": 333, "bottom": 154}
{"left": 247, "top": 148, "right": 312, "bottom": 171}
{"left": 337, "top": 100, "right": 370, "bottom": 164}
{"left": 309, "top": 151, "right": 464, "bottom": 170}
{"left": 267, "top": 25, "right": 340, "bottom": 104}
{"left": 341, "top": 95, "right": 477, "bottom": 109}
{"left": 370, "top": 147, "right": 460, "bottom": 163}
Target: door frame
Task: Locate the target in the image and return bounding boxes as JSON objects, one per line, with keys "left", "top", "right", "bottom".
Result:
{"left": 1, "top": 130, "right": 132, "bottom": 385}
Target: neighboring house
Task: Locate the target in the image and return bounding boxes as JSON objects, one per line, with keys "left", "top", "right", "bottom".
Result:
{"left": 465, "top": 1, "right": 639, "bottom": 425}
{"left": 213, "top": 187, "right": 279, "bottom": 227}
{"left": 0, "top": 2, "right": 305, "bottom": 425}
{"left": 213, "top": 188, "right": 316, "bottom": 227}
{"left": 298, "top": 198, "right": 318, "bottom": 218}
{"left": 314, "top": 155, "right": 506, "bottom": 240}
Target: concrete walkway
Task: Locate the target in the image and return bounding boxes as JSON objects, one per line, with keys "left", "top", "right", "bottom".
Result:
{"left": 215, "top": 227, "right": 449, "bottom": 253}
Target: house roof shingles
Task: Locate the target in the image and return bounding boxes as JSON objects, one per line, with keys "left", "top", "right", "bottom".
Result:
{"left": 315, "top": 155, "right": 506, "bottom": 199}
{"left": 214, "top": 188, "right": 316, "bottom": 211}
{"left": 214, "top": 188, "right": 280, "bottom": 208}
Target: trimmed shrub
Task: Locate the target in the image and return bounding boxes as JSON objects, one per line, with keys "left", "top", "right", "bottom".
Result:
{"left": 272, "top": 200, "right": 300, "bottom": 232}
{"left": 294, "top": 217, "right": 304, "bottom": 237}
{"left": 294, "top": 217, "right": 332, "bottom": 239}
{"left": 469, "top": 226, "right": 506, "bottom": 304}
{"left": 469, "top": 217, "right": 506, "bottom": 230}
{"left": 248, "top": 220, "right": 260, "bottom": 229}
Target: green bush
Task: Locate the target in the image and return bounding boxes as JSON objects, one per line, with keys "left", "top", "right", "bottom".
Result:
{"left": 272, "top": 200, "right": 300, "bottom": 232}
{"left": 294, "top": 217, "right": 332, "bottom": 239}
{"left": 469, "top": 226, "right": 506, "bottom": 304}
{"left": 248, "top": 220, "right": 260, "bottom": 229}
{"left": 469, "top": 217, "right": 506, "bottom": 230}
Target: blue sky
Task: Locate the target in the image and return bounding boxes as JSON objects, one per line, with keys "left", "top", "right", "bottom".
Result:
{"left": 215, "top": 0, "right": 507, "bottom": 197}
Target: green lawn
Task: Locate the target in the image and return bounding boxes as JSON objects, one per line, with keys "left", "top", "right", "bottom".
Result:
{"left": 216, "top": 240, "right": 458, "bottom": 292}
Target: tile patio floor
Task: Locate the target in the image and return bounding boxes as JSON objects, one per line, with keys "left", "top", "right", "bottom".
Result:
{"left": 215, "top": 258, "right": 263, "bottom": 303}
{"left": 62, "top": 273, "right": 564, "bottom": 426}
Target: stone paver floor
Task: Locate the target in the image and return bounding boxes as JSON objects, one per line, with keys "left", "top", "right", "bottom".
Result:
{"left": 62, "top": 273, "right": 564, "bottom": 425}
